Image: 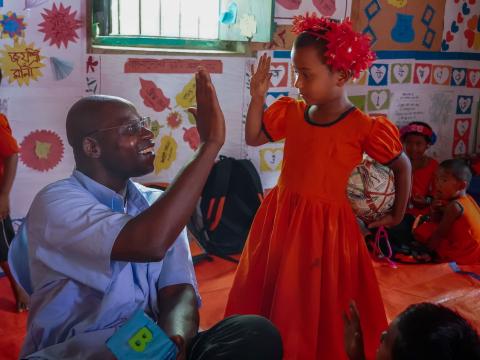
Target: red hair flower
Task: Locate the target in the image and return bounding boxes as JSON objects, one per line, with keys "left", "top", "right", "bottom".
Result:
{"left": 292, "top": 13, "right": 376, "bottom": 79}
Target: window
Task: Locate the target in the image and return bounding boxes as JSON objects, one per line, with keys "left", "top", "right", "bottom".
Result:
{"left": 91, "top": 0, "right": 275, "bottom": 52}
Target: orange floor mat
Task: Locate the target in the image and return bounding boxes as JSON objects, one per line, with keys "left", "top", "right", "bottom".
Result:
{"left": 1, "top": 255, "right": 479, "bottom": 358}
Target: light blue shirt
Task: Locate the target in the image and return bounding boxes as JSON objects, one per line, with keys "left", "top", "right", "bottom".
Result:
{"left": 20, "top": 170, "right": 199, "bottom": 359}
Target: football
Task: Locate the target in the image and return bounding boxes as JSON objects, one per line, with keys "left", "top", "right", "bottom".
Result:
{"left": 347, "top": 156, "right": 395, "bottom": 223}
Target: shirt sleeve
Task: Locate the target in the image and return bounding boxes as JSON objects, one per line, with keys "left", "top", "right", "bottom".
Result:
{"left": 364, "top": 116, "right": 403, "bottom": 165}
{"left": 28, "top": 183, "right": 131, "bottom": 293}
{"left": 262, "top": 96, "right": 294, "bottom": 142}
{"left": 153, "top": 229, "right": 200, "bottom": 304}
{"left": 0, "top": 114, "right": 19, "bottom": 158}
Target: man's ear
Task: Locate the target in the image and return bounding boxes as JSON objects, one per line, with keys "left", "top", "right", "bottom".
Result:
{"left": 336, "top": 70, "right": 351, "bottom": 86}
{"left": 82, "top": 137, "right": 101, "bottom": 158}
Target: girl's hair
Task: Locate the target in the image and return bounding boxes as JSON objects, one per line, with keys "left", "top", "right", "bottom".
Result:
{"left": 392, "top": 303, "right": 480, "bottom": 360}
{"left": 293, "top": 31, "right": 329, "bottom": 64}
{"left": 400, "top": 121, "right": 436, "bottom": 145}
{"left": 439, "top": 158, "right": 472, "bottom": 185}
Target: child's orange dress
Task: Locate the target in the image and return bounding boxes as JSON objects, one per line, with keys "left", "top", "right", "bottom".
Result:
{"left": 225, "top": 97, "right": 402, "bottom": 359}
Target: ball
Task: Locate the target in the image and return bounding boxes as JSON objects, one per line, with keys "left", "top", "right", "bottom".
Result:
{"left": 347, "top": 156, "right": 395, "bottom": 223}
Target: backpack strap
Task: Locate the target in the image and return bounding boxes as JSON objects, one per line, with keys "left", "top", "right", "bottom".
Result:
{"left": 204, "top": 156, "right": 233, "bottom": 231}
{"left": 236, "top": 159, "right": 264, "bottom": 201}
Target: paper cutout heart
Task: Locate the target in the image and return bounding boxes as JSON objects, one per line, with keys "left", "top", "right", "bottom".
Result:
{"left": 453, "top": 139, "right": 467, "bottom": 155}
{"left": 452, "top": 69, "right": 466, "bottom": 85}
{"left": 371, "top": 65, "right": 387, "bottom": 84}
{"left": 269, "top": 65, "right": 286, "bottom": 87}
{"left": 393, "top": 64, "right": 409, "bottom": 83}
{"left": 433, "top": 67, "right": 449, "bottom": 84}
{"left": 456, "top": 119, "right": 470, "bottom": 136}
{"left": 276, "top": 0, "right": 301, "bottom": 10}
{"left": 446, "top": 31, "right": 454, "bottom": 42}
{"left": 451, "top": 21, "right": 459, "bottom": 33}
{"left": 465, "top": 29, "right": 475, "bottom": 47}
{"left": 262, "top": 148, "right": 283, "bottom": 171}
{"left": 416, "top": 66, "right": 430, "bottom": 83}
{"left": 313, "top": 0, "right": 336, "bottom": 16}
{"left": 457, "top": 12, "right": 464, "bottom": 24}
{"left": 441, "top": 40, "right": 450, "bottom": 51}
{"left": 458, "top": 97, "right": 472, "bottom": 113}
{"left": 370, "top": 91, "right": 388, "bottom": 109}
{"left": 468, "top": 70, "right": 480, "bottom": 87}
{"left": 462, "top": 2, "right": 470, "bottom": 15}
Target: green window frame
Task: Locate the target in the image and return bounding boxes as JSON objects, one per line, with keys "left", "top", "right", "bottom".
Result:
{"left": 90, "top": 0, "right": 275, "bottom": 53}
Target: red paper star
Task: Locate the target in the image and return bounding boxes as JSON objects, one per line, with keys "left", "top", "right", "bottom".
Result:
{"left": 38, "top": 2, "right": 82, "bottom": 49}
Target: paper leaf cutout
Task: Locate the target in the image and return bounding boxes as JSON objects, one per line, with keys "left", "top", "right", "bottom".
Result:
{"left": 38, "top": 2, "right": 82, "bottom": 48}
{"left": 0, "top": 40, "right": 45, "bottom": 86}
{"left": 0, "top": 11, "right": 27, "bottom": 39}
{"left": 154, "top": 134, "right": 177, "bottom": 174}
{"left": 50, "top": 56, "right": 74, "bottom": 80}
{"left": 183, "top": 127, "right": 200, "bottom": 150}
{"left": 20, "top": 130, "right": 64, "bottom": 171}
{"left": 139, "top": 78, "right": 171, "bottom": 112}
{"left": 24, "top": 0, "right": 50, "bottom": 10}
{"left": 175, "top": 77, "right": 196, "bottom": 109}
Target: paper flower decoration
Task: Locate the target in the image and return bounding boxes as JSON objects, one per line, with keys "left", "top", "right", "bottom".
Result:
{"left": 0, "top": 11, "right": 27, "bottom": 39}
{"left": 38, "top": 2, "right": 82, "bottom": 48}
{"left": 20, "top": 129, "right": 64, "bottom": 171}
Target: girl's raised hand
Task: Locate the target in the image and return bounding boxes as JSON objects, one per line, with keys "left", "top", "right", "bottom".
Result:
{"left": 250, "top": 53, "right": 272, "bottom": 98}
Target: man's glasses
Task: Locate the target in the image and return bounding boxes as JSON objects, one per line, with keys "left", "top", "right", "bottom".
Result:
{"left": 85, "top": 116, "right": 152, "bottom": 137}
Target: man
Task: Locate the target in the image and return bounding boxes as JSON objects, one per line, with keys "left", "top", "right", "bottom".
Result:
{"left": 18, "top": 69, "right": 282, "bottom": 359}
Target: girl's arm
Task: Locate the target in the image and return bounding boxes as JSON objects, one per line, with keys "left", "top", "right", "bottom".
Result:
{"left": 369, "top": 152, "right": 411, "bottom": 228}
{"left": 427, "top": 201, "right": 462, "bottom": 250}
{"left": 245, "top": 53, "right": 272, "bottom": 146}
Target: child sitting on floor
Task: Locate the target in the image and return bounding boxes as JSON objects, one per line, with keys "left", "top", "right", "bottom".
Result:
{"left": 344, "top": 301, "right": 480, "bottom": 360}
{"left": 414, "top": 159, "right": 480, "bottom": 264}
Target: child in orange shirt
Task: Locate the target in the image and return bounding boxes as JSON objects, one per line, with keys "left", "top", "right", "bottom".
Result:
{"left": 414, "top": 159, "right": 480, "bottom": 264}
{"left": 225, "top": 14, "right": 411, "bottom": 360}
{"left": 0, "top": 69, "right": 29, "bottom": 312}
{"left": 400, "top": 121, "right": 438, "bottom": 217}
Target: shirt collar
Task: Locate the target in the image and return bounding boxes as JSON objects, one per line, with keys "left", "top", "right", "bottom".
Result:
{"left": 72, "top": 170, "right": 149, "bottom": 213}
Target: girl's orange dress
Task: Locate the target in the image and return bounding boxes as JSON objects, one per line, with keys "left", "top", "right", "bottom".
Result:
{"left": 225, "top": 97, "right": 402, "bottom": 360}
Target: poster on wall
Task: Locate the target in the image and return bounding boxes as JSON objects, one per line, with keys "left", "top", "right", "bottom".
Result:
{"left": 351, "top": 0, "right": 445, "bottom": 51}
{"left": 100, "top": 54, "right": 247, "bottom": 185}
{"left": 274, "top": 0, "right": 352, "bottom": 25}
{"left": 441, "top": 0, "right": 480, "bottom": 52}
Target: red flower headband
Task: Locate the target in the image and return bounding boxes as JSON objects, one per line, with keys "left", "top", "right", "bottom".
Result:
{"left": 291, "top": 13, "right": 376, "bottom": 79}
{"left": 400, "top": 123, "right": 437, "bottom": 145}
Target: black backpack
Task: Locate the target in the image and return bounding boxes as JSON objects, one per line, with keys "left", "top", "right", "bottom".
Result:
{"left": 188, "top": 156, "right": 263, "bottom": 263}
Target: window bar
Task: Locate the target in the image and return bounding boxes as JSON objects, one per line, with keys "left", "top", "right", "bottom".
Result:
{"left": 117, "top": 0, "right": 120, "bottom": 34}
{"left": 139, "top": 0, "right": 142, "bottom": 34}
{"left": 178, "top": 0, "right": 182, "bottom": 38}
{"left": 159, "top": 0, "right": 162, "bottom": 36}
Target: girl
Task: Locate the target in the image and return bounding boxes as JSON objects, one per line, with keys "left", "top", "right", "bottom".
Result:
{"left": 225, "top": 14, "right": 411, "bottom": 359}
{"left": 400, "top": 121, "right": 438, "bottom": 217}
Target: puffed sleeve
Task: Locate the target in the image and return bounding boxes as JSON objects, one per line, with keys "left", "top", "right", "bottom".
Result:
{"left": 262, "top": 96, "right": 294, "bottom": 142}
{"left": 364, "top": 116, "right": 403, "bottom": 165}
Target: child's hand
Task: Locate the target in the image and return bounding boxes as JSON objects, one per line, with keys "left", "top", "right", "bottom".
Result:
{"left": 411, "top": 195, "right": 431, "bottom": 208}
{"left": 343, "top": 301, "right": 365, "bottom": 360}
{"left": 249, "top": 53, "right": 272, "bottom": 99}
{"left": 368, "top": 214, "right": 401, "bottom": 229}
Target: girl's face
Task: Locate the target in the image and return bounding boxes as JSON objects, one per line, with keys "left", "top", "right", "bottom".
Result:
{"left": 376, "top": 320, "right": 399, "bottom": 360}
{"left": 403, "top": 133, "right": 429, "bottom": 161}
{"left": 291, "top": 45, "right": 339, "bottom": 105}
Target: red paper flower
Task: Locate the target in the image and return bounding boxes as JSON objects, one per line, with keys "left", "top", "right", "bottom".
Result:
{"left": 38, "top": 2, "right": 82, "bottom": 48}
{"left": 20, "top": 130, "right": 64, "bottom": 171}
{"left": 292, "top": 13, "right": 375, "bottom": 79}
